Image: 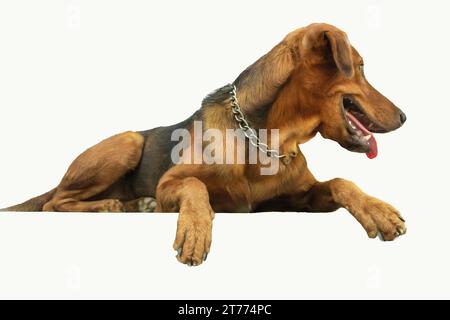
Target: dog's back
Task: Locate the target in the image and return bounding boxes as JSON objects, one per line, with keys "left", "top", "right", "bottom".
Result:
{"left": 128, "top": 111, "right": 202, "bottom": 198}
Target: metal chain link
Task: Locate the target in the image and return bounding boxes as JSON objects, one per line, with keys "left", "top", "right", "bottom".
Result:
{"left": 229, "top": 84, "right": 286, "bottom": 159}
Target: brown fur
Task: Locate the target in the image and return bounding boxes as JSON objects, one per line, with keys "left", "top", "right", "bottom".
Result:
{"left": 1, "top": 23, "right": 407, "bottom": 266}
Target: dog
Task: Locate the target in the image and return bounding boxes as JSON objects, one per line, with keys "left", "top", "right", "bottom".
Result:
{"left": 1, "top": 23, "right": 407, "bottom": 266}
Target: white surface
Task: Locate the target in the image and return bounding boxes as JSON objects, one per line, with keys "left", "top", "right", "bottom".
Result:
{"left": 0, "top": 0, "right": 448, "bottom": 299}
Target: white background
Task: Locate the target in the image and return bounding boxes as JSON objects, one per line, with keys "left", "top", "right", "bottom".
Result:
{"left": 0, "top": 0, "right": 448, "bottom": 299}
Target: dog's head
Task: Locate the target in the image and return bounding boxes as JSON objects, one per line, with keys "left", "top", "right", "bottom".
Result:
{"left": 293, "top": 23, "right": 406, "bottom": 158}
{"left": 236, "top": 23, "right": 406, "bottom": 159}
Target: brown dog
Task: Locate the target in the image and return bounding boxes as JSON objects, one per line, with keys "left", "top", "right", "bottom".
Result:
{"left": 1, "top": 23, "right": 407, "bottom": 266}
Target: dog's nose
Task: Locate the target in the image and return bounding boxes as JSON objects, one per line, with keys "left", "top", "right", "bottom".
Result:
{"left": 399, "top": 111, "right": 407, "bottom": 125}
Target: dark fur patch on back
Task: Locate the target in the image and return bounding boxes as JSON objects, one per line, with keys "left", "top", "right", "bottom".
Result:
{"left": 201, "top": 83, "right": 272, "bottom": 129}
{"left": 201, "top": 84, "right": 234, "bottom": 107}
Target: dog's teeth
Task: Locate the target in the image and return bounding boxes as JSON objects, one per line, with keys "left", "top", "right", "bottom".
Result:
{"left": 363, "top": 135, "right": 371, "bottom": 141}
{"left": 348, "top": 120, "right": 356, "bottom": 129}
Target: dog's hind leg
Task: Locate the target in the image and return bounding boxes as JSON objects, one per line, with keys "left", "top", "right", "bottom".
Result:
{"left": 43, "top": 131, "right": 144, "bottom": 212}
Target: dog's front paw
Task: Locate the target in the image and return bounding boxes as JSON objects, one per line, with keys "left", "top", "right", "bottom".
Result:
{"left": 173, "top": 202, "right": 214, "bottom": 266}
{"left": 351, "top": 197, "right": 406, "bottom": 241}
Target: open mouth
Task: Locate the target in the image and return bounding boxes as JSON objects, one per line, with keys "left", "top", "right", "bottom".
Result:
{"left": 341, "top": 96, "right": 384, "bottom": 159}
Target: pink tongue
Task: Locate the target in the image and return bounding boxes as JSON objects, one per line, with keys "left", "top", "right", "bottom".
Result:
{"left": 345, "top": 112, "right": 378, "bottom": 159}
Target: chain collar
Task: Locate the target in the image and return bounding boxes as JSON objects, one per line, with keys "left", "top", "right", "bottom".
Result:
{"left": 229, "top": 84, "right": 287, "bottom": 159}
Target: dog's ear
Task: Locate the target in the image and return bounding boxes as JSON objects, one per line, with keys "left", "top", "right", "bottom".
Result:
{"left": 233, "top": 42, "right": 295, "bottom": 113}
{"left": 302, "top": 27, "right": 354, "bottom": 78}
{"left": 324, "top": 31, "right": 354, "bottom": 78}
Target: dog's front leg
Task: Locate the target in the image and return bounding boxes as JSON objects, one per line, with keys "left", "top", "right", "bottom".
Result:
{"left": 156, "top": 175, "right": 214, "bottom": 266}
{"left": 304, "top": 178, "right": 407, "bottom": 240}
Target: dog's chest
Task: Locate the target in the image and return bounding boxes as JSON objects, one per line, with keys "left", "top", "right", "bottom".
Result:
{"left": 209, "top": 156, "right": 310, "bottom": 212}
